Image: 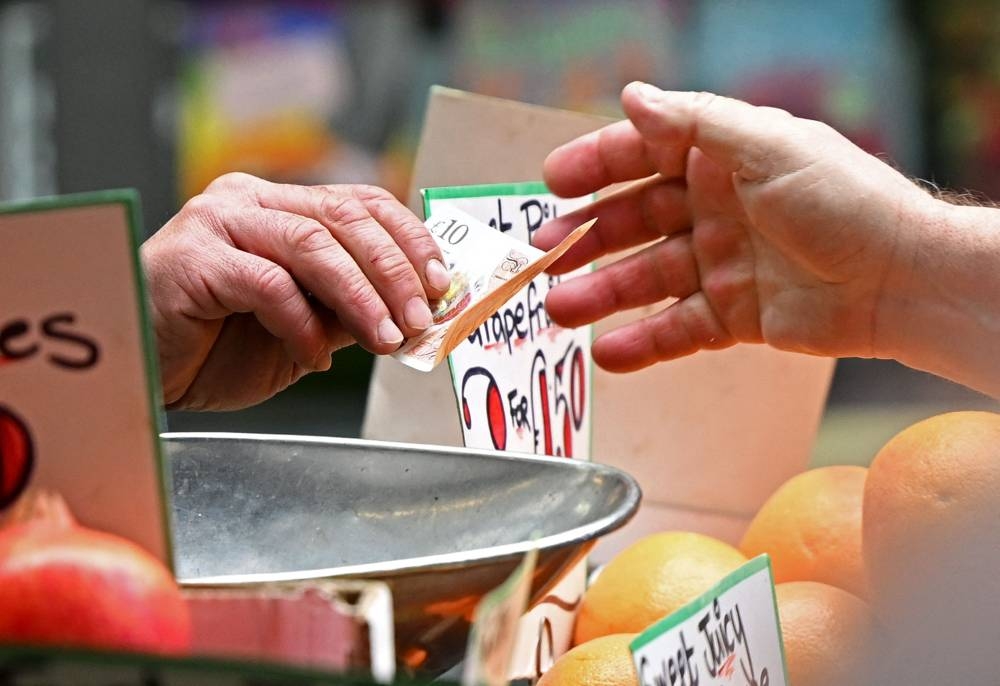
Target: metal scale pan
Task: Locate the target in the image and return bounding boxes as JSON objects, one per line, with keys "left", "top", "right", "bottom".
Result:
{"left": 165, "top": 432, "right": 640, "bottom": 675}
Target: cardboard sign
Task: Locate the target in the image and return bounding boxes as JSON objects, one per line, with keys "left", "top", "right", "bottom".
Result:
{"left": 0, "top": 191, "right": 170, "bottom": 564}
{"left": 462, "top": 548, "right": 538, "bottom": 686}
{"left": 630, "top": 556, "right": 787, "bottom": 686}
{"left": 422, "top": 183, "right": 593, "bottom": 457}
{"left": 393, "top": 204, "right": 594, "bottom": 373}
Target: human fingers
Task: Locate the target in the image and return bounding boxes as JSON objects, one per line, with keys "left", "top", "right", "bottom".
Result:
{"left": 620, "top": 82, "right": 814, "bottom": 183}
{"left": 544, "top": 234, "right": 699, "bottom": 328}
{"left": 249, "top": 177, "right": 450, "bottom": 298}
{"left": 590, "top": 292, "right": 736, "bottom": 373}
{"left": 164, "top": 313, "right": 315, "bottom": 412}
{"left": 544, "top": 84, "right": 815, "bottom": 199}
{"left": 205, "top": 173, "right": 447, "bottom": 336}
{"left": 325, "top": 183, "right": 451, "bottom": 297}
{"left": 533, "top": 177, "right": 690, "bottom": 273}
{"left": 207, "top": 202, "right": 410, "bottom": 353}
{"left": 186, "top": 243, "right": 334, "bottom": 371}
{"left": 315, "top": 307, "right": 355, "bottom": 355}
{"left": 257, "top": 183, "right": 444, "bottom": 336}
{"left": 544, "top": 114, "right": 699, "bottom": 199}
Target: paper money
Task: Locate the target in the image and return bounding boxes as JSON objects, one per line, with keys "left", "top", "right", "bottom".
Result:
{"left": 393, "top": 205, "right": 595, "bottom": 372}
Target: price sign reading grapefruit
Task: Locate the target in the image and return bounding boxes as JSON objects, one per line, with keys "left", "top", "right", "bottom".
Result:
{"left": 422, "top": 183, "right": 594, "bottom": 459}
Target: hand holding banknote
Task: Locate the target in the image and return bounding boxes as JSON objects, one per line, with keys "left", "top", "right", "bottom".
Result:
{"left": 142, "top": 173, "right": 450, "bottom": 410}
{"left": 393, "top": 206, "right": 595, "bottom": 372}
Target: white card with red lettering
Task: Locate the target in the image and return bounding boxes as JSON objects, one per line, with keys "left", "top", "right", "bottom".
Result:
{"left": 422, "top": 183, "right": 594, "bottom": 459}
{"left": 0, "top": 191, "right": 170, "bottom": 565}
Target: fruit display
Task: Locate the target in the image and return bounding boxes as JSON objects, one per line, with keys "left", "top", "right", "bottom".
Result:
{"left": 543, "top": 410, "right": 1000, "bottom": 686}
{"left": 774, "top": 581, "right": 875, "bottom": 686}
{"left": 0, "top": 491, "right": 190, "bottom": 655}
{"left": 537, "top": 633, "right": 638, "bottom": 686}
{"left": 864, "top": 411, "right": 1000, "bottom": 614}
{"left": 3, "top": 408, "right": 997, "bottom": 682}
{"left": 740, "top": 465, "right": 868, "bottom": 598}
{"left": 573, "top": 531, "right": 747, "bottom": 645}
{"left": 862, "top": 410, "right": 1000, "bottom": 682}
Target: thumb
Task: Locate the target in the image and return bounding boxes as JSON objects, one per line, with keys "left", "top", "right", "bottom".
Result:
{"left": 621, "top": 82, "right": 812, "bottom": 182}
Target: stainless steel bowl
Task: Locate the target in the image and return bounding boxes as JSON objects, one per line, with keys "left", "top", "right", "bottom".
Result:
{"left": 164, "top": 433, "right": 640, "bottom": 675}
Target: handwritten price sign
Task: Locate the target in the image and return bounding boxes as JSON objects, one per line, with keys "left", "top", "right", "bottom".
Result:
{"left": 630, "top": 556, "right": 788, "bottom": 686}
{"left": 0, "top": 192, "right": 169, "bottom": 565}
{"left": 422, "top": 183, "right": 594, "bottom": 459}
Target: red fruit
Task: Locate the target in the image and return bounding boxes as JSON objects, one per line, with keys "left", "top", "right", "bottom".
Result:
{"left": 0, "top": 491, "right": 191, "bottom": 654}
{"left": 0, "top": 405, "right": 34, "bottom": 510}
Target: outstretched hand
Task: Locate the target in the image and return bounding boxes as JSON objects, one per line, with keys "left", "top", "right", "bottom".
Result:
{"left": 536, "top": 82, "right": 939, "bottom": 374}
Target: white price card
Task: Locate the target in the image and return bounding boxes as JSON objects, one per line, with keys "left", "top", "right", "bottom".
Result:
{"left": 630, "top": 556, "right": 788, "bottom": 686}
{"left": 392, "top": 201, "right": 593, "bottom": 377}
{"left": 421, "top": 183, "right": 594, "bottom": 459}
{"left": 0, "top": 191, "right": 170, "bottom": 565}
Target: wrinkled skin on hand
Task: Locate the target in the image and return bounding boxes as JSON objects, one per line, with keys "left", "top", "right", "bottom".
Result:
{"left": 142, "top": 173, "right": 450, "bottom": 410}
{"left": 536, "top": 82, "right": 940, "bottom": 374}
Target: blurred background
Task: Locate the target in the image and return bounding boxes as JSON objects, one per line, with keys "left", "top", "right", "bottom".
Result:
{"left": 2, "top": 0, "right": 998, "bottom": 462}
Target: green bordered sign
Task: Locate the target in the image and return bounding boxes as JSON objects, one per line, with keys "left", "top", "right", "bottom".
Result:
{"left": 630, "top": 555, "right": 788, "bottom": 686}
{"left": 421, "top": 182, "right": 594, "bottom": 461}
{"left": 0, "top": 191, "right": 171, "bottom": 566}
{"left": 421, "top": 183, "right": 595, "bottom": 683}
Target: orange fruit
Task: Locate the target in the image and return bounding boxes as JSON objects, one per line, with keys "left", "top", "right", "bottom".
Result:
{"left": 776, "top": 581, "right": 876, "bottom": 686}
{"left": 574, "top": 532, "right": 747, "bottom": 645}
{"left": 862, "top": 411, "right": 1000, "bottom": 681}
{"left": 538, "top": 634, "right": 637, "bottom": 686}
{"left": 740, "top": 466, "right": 868, "bottom": 598}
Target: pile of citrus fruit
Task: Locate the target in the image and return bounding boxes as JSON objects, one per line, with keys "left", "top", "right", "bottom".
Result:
{"left": 540, "top": 410, "right": 1000, "bottom": 686}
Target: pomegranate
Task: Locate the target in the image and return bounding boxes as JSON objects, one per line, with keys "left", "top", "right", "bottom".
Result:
{"left": 0, "top": 405, "right": 33, "bottom": 509}
{"left": 0, "top": 491, "right": 191, "bottom": 654}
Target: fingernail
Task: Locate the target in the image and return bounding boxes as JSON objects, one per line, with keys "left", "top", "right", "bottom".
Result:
{"left": 404, "top": 296, "right": 433, "bottom": 331}
{"left": 631, "top": 81, "right": 661, "bottom": 101}
{"left": 426, "top": 258, "right": 451, "bottom": 291}
{"left": 313, "top": 352, "right": 333, "bottom": 372}
{"left": 377, "top": 317, "right": 404, "bottom": 346}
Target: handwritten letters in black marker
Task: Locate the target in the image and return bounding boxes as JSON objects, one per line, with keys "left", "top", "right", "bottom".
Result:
{"left": 639, "top": 598, "right": 771, "bottom": 686}
{"left": 0, "top": 313, "right": 100, "bottom": 371}
{"left": 487, "top": 197, "right": 560, "bottom": 238}
{"left": 446, "top": 192, "right": 591, "bottom": 460}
